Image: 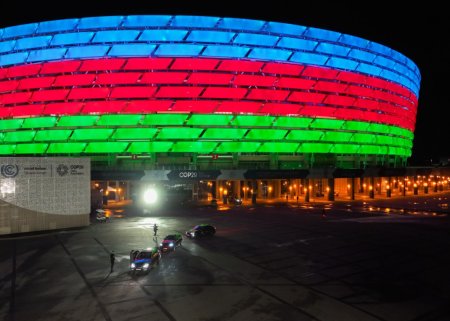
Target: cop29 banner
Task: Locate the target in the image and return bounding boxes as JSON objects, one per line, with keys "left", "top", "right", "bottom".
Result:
{"left": 0, "top": 157, "right": 90, "bottom": 216}
{"left": 141, "top": 169, "right": 310, "bottom": 181}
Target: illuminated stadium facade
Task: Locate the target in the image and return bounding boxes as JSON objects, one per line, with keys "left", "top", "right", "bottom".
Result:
{"left": 0, "top": 15, "right": 422, "bottom": 198}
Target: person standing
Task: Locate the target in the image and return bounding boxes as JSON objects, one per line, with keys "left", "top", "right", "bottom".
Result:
{"left": 110, "top": 251, "right": 115, "bottom": 273}
{"left": 153, "top": 223, "right": 158, "bottom": 236}
{"left": 130, "top": 250, "right": 136, "bottom": 262}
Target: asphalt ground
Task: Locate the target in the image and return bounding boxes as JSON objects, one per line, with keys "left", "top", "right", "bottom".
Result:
{"left": 1, "top": 192, "right": 450, "bottom": 321}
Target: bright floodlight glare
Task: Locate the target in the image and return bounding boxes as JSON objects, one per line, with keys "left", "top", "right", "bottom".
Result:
{"left": 143, "top": 188, "right": 157, "bottom": 204}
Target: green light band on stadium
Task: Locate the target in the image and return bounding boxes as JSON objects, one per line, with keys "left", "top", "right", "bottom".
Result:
{"left": 0, "top": 113, "right": 412, "bottom": 156}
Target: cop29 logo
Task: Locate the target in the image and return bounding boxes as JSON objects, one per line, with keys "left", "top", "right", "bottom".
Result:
{"left": 1, "top": 164, "right": 19, "bottom": 178}
{"left": 56, "top": 164, "right": 69, "bottom": 176}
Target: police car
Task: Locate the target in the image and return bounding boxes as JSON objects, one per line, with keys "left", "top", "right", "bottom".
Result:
{"left": 129, "top": 247, "right": 161, "bottom": 273}
{"left": 159, "top": 233, "right": 183, "bottom": 252}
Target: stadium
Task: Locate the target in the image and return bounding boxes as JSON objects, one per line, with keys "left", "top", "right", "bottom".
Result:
{"left": 0, "top": 14, "right": 430, "bottom": 230}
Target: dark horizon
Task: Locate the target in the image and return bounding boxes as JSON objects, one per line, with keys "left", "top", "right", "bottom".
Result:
{"left": 1, "top": 1, "right": 447, "bottom": 166}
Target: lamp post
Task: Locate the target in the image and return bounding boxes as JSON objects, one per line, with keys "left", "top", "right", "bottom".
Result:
{"left": 223, "top": 189, "right": 228, "bottom": 204}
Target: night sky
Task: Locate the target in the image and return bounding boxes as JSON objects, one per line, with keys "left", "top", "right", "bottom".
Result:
{"left": 1, "top": 1, "right": 447, "bottom": 166}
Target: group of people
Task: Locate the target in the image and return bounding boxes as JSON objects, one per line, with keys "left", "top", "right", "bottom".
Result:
{"left": 109, "top": 223, "right": 159, "bottom": 272}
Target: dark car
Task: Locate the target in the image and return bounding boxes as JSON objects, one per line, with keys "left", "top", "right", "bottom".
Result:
{"left": 129, "top": 247, "right": 161, "bottom": 273}
{"left": 185, "top": 224, "right": 216, "bottom": 238}
{"left": 159, "top": 233, "right": 183, "bottom": 252}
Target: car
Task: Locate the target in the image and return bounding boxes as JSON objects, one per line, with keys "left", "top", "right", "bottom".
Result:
{"left": 95, "top": 209, "right": 110, "bottom": 223}
{"left": 185, "top": 224, "right": 216, "bottom": 238}
{"left": 230, "top": 197, "right": 242, "bottom": 206}
{"left": 129, "top": 247, "right": 161, "bottom": 273}
{"left": 159, "top": 233, "right": 183, "bottom": 252}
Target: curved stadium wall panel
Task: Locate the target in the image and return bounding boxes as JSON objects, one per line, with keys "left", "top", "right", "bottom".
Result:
{"left": 0, "top": 15, "right": 420, "bottom": 164}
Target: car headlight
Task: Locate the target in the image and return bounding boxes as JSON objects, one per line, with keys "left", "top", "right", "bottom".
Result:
{"left": 159, "top": 243, "right": 163, "bottom": 246}
{"left": 143, "top": 263, "right": 149, "bottom": 269}
{"left": 130, "top": 263, "right": 135, "bottom": 268}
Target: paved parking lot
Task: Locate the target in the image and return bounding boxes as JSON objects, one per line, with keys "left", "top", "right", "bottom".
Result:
{"left": 1, "top": 193, "right": 450, "bottom": 321}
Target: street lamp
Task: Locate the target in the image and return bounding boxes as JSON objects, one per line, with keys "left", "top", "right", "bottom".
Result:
{"left": 223, "top": 189, "right": 228, "bottom": 204}
{"left": 304, "top": 186, "right": 312, "bottom": 202}
{"left": 242, "top": 187, "right": 248, "bottom": 201}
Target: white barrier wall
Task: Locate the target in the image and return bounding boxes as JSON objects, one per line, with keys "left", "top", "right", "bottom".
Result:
{"left": 0, "top": 157, "right": 90, "bottom": 235}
